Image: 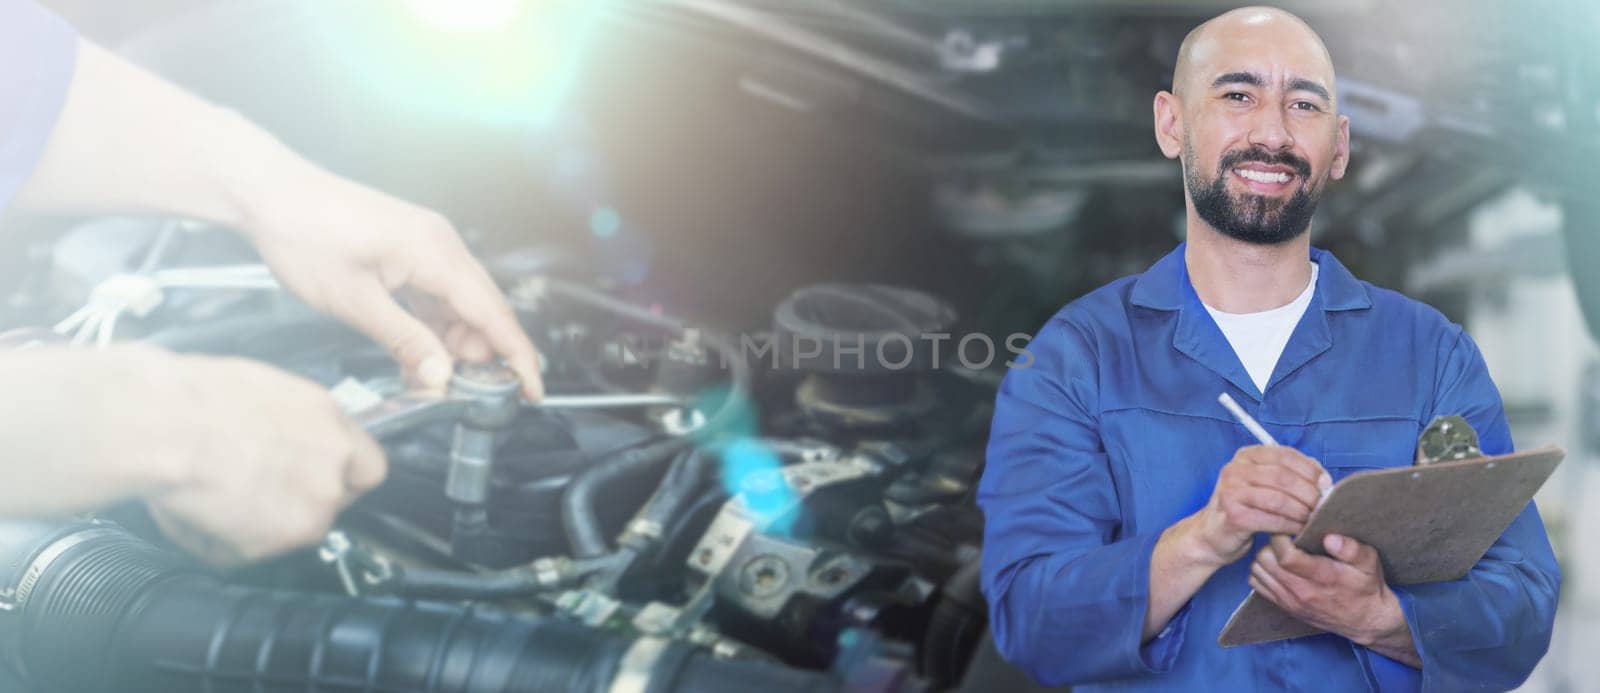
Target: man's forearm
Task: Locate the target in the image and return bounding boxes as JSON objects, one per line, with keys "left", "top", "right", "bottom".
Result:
{"left": 10, "top": 38, "right": 304, "bottom": 230}
{"left": 1144, "top": 514, "right": 1227, "bottom": 641}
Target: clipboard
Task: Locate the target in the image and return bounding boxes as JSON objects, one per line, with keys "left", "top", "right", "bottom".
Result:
{"left": 1217, "top": 444, "right": 1565, "bottom": 647}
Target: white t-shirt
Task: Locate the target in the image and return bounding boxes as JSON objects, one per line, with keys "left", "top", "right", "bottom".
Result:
{"left": 1202, "top": 262, "right": 1319, "bottom": 393}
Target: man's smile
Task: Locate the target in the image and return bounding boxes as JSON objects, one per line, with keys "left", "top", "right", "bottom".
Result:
{"left": 1230, "top": 162, "right": 1298, "bottom": 194}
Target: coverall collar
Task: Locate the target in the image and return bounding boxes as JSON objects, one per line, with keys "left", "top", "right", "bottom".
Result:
{"left": 1129, "top": 242, "right": 1374, "bottom": 401}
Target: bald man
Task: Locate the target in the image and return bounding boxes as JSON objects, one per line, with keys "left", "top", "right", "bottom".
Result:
{"left": 978, "top": 7, "right": 1558, "bottom": 692}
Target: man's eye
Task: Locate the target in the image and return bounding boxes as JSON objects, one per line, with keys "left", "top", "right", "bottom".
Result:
{"left": 1223, "top": 92, "right": 1250, "bottom": 102}
{"left": 1291, "top": 102, "right": 1322, "bottom": 112}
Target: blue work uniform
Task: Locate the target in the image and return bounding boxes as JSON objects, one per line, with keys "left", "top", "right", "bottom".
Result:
{"left": 0, "top": 0, "right": 77, "bottom": 212}
{"left": 979, "top": 244, "right": 1560, "bottom": 692}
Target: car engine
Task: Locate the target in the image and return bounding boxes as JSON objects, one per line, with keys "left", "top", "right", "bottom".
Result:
{"left": 0, "top": 218, "right": 1006, "bottom": 693}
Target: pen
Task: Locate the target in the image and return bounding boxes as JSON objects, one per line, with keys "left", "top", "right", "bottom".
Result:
{"left": 1217, "top": 393, "right": 1278, "bottom": 446}
{"left": 1218, "top": 392, "right": 1331, "bottom": 499}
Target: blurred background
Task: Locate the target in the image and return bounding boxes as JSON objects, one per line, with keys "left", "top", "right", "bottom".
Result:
{"left": 9, "top": 0, "right": 1600, "bottom": 690}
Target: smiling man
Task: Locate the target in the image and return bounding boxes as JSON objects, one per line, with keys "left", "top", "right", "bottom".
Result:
{"left": 978, "top": 7, "right": 1558, "bottom": 692}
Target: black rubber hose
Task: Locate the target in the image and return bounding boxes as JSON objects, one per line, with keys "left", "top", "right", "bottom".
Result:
{"left": 390, "top": 554, "right": 626, "bottom": 600}
{"left": 547, "top": 284, "right": 754, "bottom": 560}
{"left": 0, "top": 521, "right": 847, "bottom": 693}
{"left": 3, "top": 523, "right": 623, "bottom": 692}
{"left": 387, "top": 565, "right": 542, "bottom": 600}
{"left": 652, "top": 488, "right": 728, "bottom": 573}
{"left": 562, "top": 437, "right": 692, "bottom": 558}
{"left": 628, "top": 448, "right": 717, "bottom": 544}
{"left": 579, "top": 449, "right": 719, "bottom": 591}
{"left": 918, "top": 559, "right": 986, "bottom": 688}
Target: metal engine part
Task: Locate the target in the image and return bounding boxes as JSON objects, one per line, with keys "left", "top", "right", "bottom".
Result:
{"left": 772, "top": 284, "right": 958, "bottom": 433}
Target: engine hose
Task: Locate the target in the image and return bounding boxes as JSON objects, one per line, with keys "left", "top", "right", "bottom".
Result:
{"left": 918, "top": 559, "right": 986, "bottom": 688}
{"left": 562, "top": 438, "right": 692, "bottom": 558}
{"left": 381, "top": 439, "right": 689, "bottom": 598}
{"left": 652, "top": 488, "right": 728, "bottom": 574}
{"left": 385, "top": 565, "right": 543, "bottom": 600}
{"left": 541, "top": 281, "right": 754, "bottom": 560}
{"left": 626, "top": 448, "right": 716, "bottom": 548}
{"left": 571, "top": 449, "right": 720, "bottom": 592}
{"left": 0, "top": 521, "right": 845, "bottom": 693}
{"left": 389, "top": 554, "right": 625, "bottom": 600}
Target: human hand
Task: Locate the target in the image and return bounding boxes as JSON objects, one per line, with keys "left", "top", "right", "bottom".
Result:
{"left": 1250, "top": 534, "right": 1408, "bottom": 646}
{"left": 1188, "top": 445, "right": 1331, "bottom": 565}
{"left": 239, "top": 166, "right": 542, "bottom": 400}
{"left": 139, "top": 351, "right": 388, "bottom": 566}
{"left": 0, "top": 346, "right": 385, "bottom": 565}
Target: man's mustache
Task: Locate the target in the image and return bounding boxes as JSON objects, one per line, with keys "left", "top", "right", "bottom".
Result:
{"left": 1218, "top": 148, "right": 1312, "bottom": 179}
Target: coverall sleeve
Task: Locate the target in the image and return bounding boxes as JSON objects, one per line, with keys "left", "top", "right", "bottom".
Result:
{"left": 0, "top": 0, "right": 78, "bottom": 211}
{"left": 1390, "top": 328, "right": 1561, "bottom": 692}
{"left": 978, "top": 315, "right": 1188, "bottom": 686}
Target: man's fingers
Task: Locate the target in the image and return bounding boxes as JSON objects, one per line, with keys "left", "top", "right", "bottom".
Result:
{"left": 1224, "top": 503, "right": 1305, "bottom": 535}
{"left": 341, "top": 425, "right": 388, "bottom": 496}
{"left": 1233, "top": 486, "right": 1312, "bottom": 525}
{"left": 1239, "top": 481, "right": 1316, "bottom": 520}
{"left": 411, "top": 258, "right": 542, "bottom": 400}
{"left": 339, "top": 279, "right": 453, "bottom": 390}
{"left": 1250, "top": 562, "right": 1294, "bottom": 607}
{"left": 1324, "top": 533, "right": 1357, "bottom": 561}
{"left": 1255, "top": 542, "right": 1318, "bottom": 599}
{"left": 1246, "top": 446, "right": 1331, "bottom": 490}
{"left": 446, "top": 324, "right": 495, "bottom": 363}
{"left": 1246, "top": 464, "right": 1324, "bottom": 510}
{"left": 1325, "top": 534, "right": 1382, "bottom": 575}
{"left": 1269, "top": 534, "right": 1303, "bottom": 568}
{"left": 148, "top": 505, "right": 244, "bottom": 568}
{"left": 1269, "top": 534, "right": 1343, "bottom": 585}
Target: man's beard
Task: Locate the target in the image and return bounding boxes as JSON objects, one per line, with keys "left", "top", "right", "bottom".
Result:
{"left": 1183, "top": 140, "right": 1322, "bottom": 245}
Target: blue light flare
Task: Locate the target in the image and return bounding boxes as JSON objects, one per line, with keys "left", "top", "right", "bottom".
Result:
{"left": 720, "top": 438, "right": 798, "bottom": 536}
{"left": 589, "top": 207, "right": 622, "bottom": 238}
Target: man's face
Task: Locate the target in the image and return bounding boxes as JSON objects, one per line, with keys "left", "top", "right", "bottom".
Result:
{"left": 1162, "top": 20, "right": 1349, "bottom": 245}
{"left": 1183, "top": 131, "right": 1320, "bottom": 246}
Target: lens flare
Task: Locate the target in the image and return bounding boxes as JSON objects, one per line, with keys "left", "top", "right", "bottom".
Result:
{"left": 720, "top": 438, "right": 798, "bottom": 535}
{"left": 404, "top": 0, "right": 523, "bottom": 33}
{"left": 589, "top": 207, "right": 622, "bottom": 238}
{"left": 313, "top": 0, "right": 606, "bottom": 126}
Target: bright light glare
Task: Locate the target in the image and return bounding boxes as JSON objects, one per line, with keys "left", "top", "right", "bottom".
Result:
{"left": 404, "top": 0, "right": 523, "bottom": 32}
{"left": 314, "top": 0, "right": 604, "bottom": 126}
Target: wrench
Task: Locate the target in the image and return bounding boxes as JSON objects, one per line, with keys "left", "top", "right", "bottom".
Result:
{"left": 350, "top": 362, "right": 686, "bottom": 440}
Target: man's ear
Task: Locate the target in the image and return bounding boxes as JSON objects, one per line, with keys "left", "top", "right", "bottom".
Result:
{"left": 1330, "top": 113, "right": 1351, "bottom": 180}
{"left": 1153, "top": 91, "right": 1183, "bottom": 159}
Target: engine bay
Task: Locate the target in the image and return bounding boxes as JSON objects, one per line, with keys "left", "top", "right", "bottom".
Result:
{"left": 0, "top": 218, "right": 1005, "bottom": 692}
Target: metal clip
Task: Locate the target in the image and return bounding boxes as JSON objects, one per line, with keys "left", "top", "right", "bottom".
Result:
{"left": 1415, "top": 415, "right": 1483, "bottom": 465}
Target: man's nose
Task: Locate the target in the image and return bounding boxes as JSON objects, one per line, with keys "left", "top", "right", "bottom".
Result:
{"left": 1247, "top": 105, "right": 1296, "bottom": 151}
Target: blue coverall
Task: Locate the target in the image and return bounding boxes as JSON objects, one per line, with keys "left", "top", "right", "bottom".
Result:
{"left": 979, "top": 244, "right": 1559, "bottom": 692}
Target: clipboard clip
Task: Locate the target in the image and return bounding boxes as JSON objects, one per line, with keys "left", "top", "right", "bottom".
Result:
{"left": 1414, "top": 415, "right": 1483, "bottom": 466}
